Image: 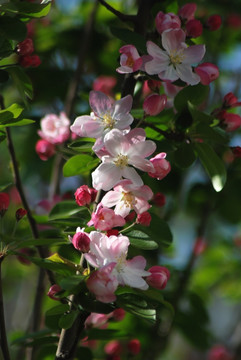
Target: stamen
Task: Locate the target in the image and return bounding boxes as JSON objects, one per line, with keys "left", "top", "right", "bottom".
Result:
{"left": 169, "top": 50, "right": 185, "bottom": 66}
{"left": 114, "top": 154, "right": 128, "bottom": 168}
{"left": 102, "top": 113, "right": 116, "bottom": 129}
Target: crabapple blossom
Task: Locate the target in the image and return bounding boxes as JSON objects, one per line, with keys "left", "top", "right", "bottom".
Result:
{"left": 38, "top": 112, "right": 70, "bottom": 144}
{"left": 116, "top": 45, "right": 143, "bottom": 74}
{"left": 88, "top": 204, "right": 126, "bottom": 231}
{"left": 127, "top": 339, "right": 141, "bottom": 355}
{"left": 223, "top": 92, "right": 239, "bottom": 107}
{"left": 146, "top": 266, "right": 170, "bottom": 290}
{"left": 70, "top": 91, "right": 133, "bottom": 150}
{"left": 222, "top": 112, "right": 241, "bottom": 132}
{"left": 85, "top": 313, "right": 110, "bottom": 329}
{"left": 155, "top": 12, "right": 181, "bottom": 35}
{"left": 148, "top": 152, "right": 171, "bottom": 180}
{"left": 17, "top": 38, "right": 34, "bottom": 56}
{"left": 71, "top": 231, "right": 90, "bottom": 253}
{"left": 92, "top": 128, "right": 156, "bottom": 191}
{"left": 74, "top": 185, "right": 97, "bottom": 206}
{"left": 185, "top": 19, "right": 203, "bottom": 38}
{"left": 104, "top": 340, "right": 122, "bottom": 356}
{"left": 145, "top": 28, "right": 205, "bottom": 85}
{"left": 178, "top": 3, "right": 197, "bottom": 21}
{"left": 112, "top": 308, "right": 126, "bottom": 321}
{"left": 86, "top": 263, "right": 118, "bottom": 303}
{"left": 85, "top": 232, "right": 150, "bottom": 290}
{"left": 153, "top": 192, "right": 166, "bottom": 207}
{"left": 35, "top": 139, "right": 55, "bottom": 160}
{"left": 208, "top": 345, "right": 232, "bottom": 360}
{"left": 194, "top": 62, "right": 219, "bottom": 85}
{"left": 143, "top": 94, "right": 167, "bottom": 116}
{"left": 101, "top": 180, "right": 153, "bottom": 218}
{"left": 137, "top": 212, "right": 152, "bottom": 226}
{"left": 15, "top": 208, "right": 27, "bottom": 221}
{"left": 93, "top": 76, "right": 117, "bottom": 96}
{"left": 19, "top": 54, "right": 41, "bottom": 68}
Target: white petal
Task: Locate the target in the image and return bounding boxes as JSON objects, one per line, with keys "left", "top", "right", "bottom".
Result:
{"left": 122, "top": 166, "right": 143, "bottom": 187}
{"left": 112, "top": 95, "right": 133, "bottom": 117}
{"left": 128, "top": 156, "right": 154, "bottom": 172}
{"left": 162, "top": 29, "right": 186, "bottom": 53}
{"left": 159, "top": 65, "right": 179, "bottom": 82}
{"left": 176, "top": 64, "right": 200, "bottom": 85}
{"left": 104, "top": 129, "right": 130, "bottom": 156}
{"left": 101, "top": 191, "right": 122, "bottom": 208}
{"left": 92, "top": 163, "right": 122, "bottom": 191}
{"left": 183, "top": 44, "right": 205, "bottom": 65}
{"left": 71, "top": 116, "right": 103, "bottom": 138}
{"left": 128, "top": 140, "right": 156, "bottom": 158}
{"left": 89, "top": 91, "right": 112, "bottom": 117}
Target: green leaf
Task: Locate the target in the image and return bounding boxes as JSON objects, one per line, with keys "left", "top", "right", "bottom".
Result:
{"left": 174, "top": 142, "right": 196, "bottom": 168}
{"left": 59, "top": 311, "right": 78, "bottom": 329}
{"left": 13, "top": 237, "right": 66, "bottom": 249}
{"left": 30, "top": 256, "right": 77, "bottom": 276}
{"left": 0, "top": 38, "right": 13, "bottom": 59}
{"left": 7, "top": 66, "right": 33, "bottom": 103}
{"left": 75, "top": 347, "right": 93, "bottom": 360}
{"left": 0, "top": 103, "right": 24, "bottom": 124}
{"left": 125, "top": 230, "right": 158, "bottom": 250}
{"left": 0, "top": 2, "right": 52, "bottom": 18}
{"left": 49, "top": 200, "right": 87, "bottom": 220}
{"left": 68, "top": 138, "right": 95, "bottom": 152}
{"left": 110, "top": 27, "right": 146, "bottom": 53}
{"left": 174, "top": 84, "right": 209, "bottom": 112}
{"left": 0, "top": 16, "right": 27, "bottom": 41}
{"left": 0, "top": 130, "right": 6, "bottom": 142}
{"left": 63, "top": 155, "right": 99, "bottom": 177}
{"left": 59, "top": 275, "right": 86, "bottom": 291}
{"left": 0, "top": 119, "right": 35, "bottom": 128}
{"left": 46, "top": 305, "right": 69, "bottom": 317}
{"left": 194, "top": 142, "right": 227, "bottom": 192}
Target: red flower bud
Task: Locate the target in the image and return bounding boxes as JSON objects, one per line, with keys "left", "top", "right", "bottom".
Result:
{"left": 193, "top": 237, "right": 207, "bottom": 256}
{"left": 19, "top": 54, "right": 41, "bottom": 68}
{"left": 112, "top": 308, "right": 125, "bottom": 321}
{"left": 223, "top": 92, "right": 238, "bottom": 107}
{"left": 47, "top": 284, "right": 62, "bottom": 300}
{"left": 231, "top": 146, "right": 241, "bottom": 158}
{"left": 178, "top": 3, "right": 197, "bottom": 21}
{"left": 75, "top": 185, "right": 97, "bottom": 207}
{"left": 16, "top": 208, "right": 27, "bottom": 221}
{"left": 127, "top": 339, "right": 141, "bottom": 355}
{"left": 104, "top": 340, "right": 122, "bottom": 356}
{"left": 146, "top": 266, "right": 170, "bottom": 290}
{"left": 143, "top": 94, "right": 167, "bottom": 116}
{"left": 72, "top": 232, "right": 90, "bottom": 253}
{"left": 0, "top": 192, "right": 10, "bottom": 217}
{"left": 206, "top": 15, "right": 222, "bottom": 31}
{"left": 125, "top": 211, "right": 136, "bottom": 223}
{"left": 153, "top": 192, "right": 166, "bottom": 207}
{"left": 195, "top": 62, "right": 219, "bottom": 85}
{"left": 17, "top": 38, "right": 34, "bottom": 56}
{"left": 186, "top": 19, "right": 203, "bottom": 38}
{"left": 208, "top": 345, "right": 232, "bottom": 360}
{"left": 35, "top": 139, "right": 55, "bottom": 161}
{"left": 222, "top": 112, "right": 241, "bottom": 132}
{"left": 137, "top": 212, "right": 152, "bottom": 226}
{"left": 226, "top": 14, "right": 241, "bottom": 29}
{"left": 106, "top": 229, "right": 119, "bottom": 237}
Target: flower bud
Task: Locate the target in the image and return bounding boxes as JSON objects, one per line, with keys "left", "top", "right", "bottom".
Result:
{"left": 125, "top": 211, "right": 136, "bottom": 223}
{"left": 226, "top": 14, "right": 241, "bottom": 29}
{"left": 0, "top": 192, "right": 10, "bottom": 217}
{"left": 155, "top": 11, "right": 181, "bottom": 34}
{"left": 148, "top": 153, "right": 171, "bottom": 180}
{"left": 17, "top": 38, "right": 34, "bottom": 56}
{"left": 16, "top": 208, "right": 27, "bottom": 221}
{"left": 231, "top": 146, "right": 241, "bottom": 158}
{"left": 223, "top": 112, "right": 241, "bottom": 132}
{"left": 35, "top": 139, "right": 55, "bottom": 161}
{"left": 19, "top": 54, "right": 41, "bottom": 68}
{"left": 153, "top": 192, "right": 166, "bottom": 207}
{"left": 127, "top": 339, "right": 141, "bottom": 355}
{"left": 195, "top": 62, "right": 219, "bottom": 85}
{"left": 106, "top": 229, "right": 119, "bottom": 237}
{"left": 17, "top": 248, "right": 32, "bottom": 265}
{"left": 143, "top": 94, "right": 167, "bottom": 116}
{"left": 112, "top": 308, "right": 125, "bottom": 321}
{"left": 104, "top": 340, "right": 122, "bottom": 356}
{"left": 208, "top": 345, "right": 232, "bottom": 360}
{"left": 193, "top": 237, "right": 207, "bottom": 256}
{"left": 137, "top": 212, "right": 152, "bottom": 226}
{"left": 146, "top": 266, "right": 170, "bottom": 290}
{"left": 47, "top": 284, "right": 62, "bottom": 300}
{"left": 75, "top": 185, "right": 97, "bottom": 207}
{"left": 72, "top": 232, "right": 90, "bottom": 253}
{"left": 178, "top": 3, "right": 197, "bottom": 21}
{"left": 206, "top": 14, "right": 222, "bottom": 31}
{"left": 186, "top": 19, "right": 203, "bottom": 38}
{"left": 223, "top": 92, "right": 238, "bottom": 107}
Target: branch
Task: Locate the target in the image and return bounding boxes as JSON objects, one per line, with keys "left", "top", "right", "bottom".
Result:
{"left": 141, "top": 121, "right": 186, "bottom": 141}
{"left": 0, "top": 258, "right": 11, "bottom": 360}
{"left": 97, "top": 0, "right": 136, "bottom": 23}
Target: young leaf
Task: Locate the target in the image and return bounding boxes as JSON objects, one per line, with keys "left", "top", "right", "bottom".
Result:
{"left": 125, "top": 230, "right": 158, "bottom": 250}
{"left": 7, "top": 66, "right": 33, "bottom": 102}
{"left": 174, "top": 84, "right": 209, "bottom": 112}
{"left": 63, "top": 154, "right": 99, "bottom": 177}
{"left": 59, "top": 311, "right": 78, "bottom": 330}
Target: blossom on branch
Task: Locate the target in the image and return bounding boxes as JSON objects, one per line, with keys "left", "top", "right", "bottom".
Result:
{"left": 38, "top": 112, "right": 70, "bottom": 144}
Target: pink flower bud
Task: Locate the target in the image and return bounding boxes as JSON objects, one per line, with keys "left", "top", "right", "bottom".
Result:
{"left": 85, "top": 313, "right": 110, "bottom": 329}
{"left": 208, "top": 345, "right": 232, "bottom": 360}
{"left": 117, "top": 45, "right": 143, "bottom": 74}
{"left": 186, "top": 19, "right": 203, "bottom": 38}
{"left": 153, "top": 192, "right": 166, "bottom": 207}
{"left": 19, "top": 54, "right": 41, "bottom": 68}
{"left": 178, "top": 3, "right": 197, "bottom": 21}
{"left": 148, "top": 153, "right": 171, "bottom": 180}
{"left": 112, "top": 308, "right": 125, "bottom": 321}
{"left": 226, "top": 14, "right": 241, "bottom": 29}
{"left": 88, "top": 206, "right": 125, "bottom": 231}
{"left": 74, "top": 185, "right": 97, "bottom": 206}
{"left": 146, "top": 266, "right": 170, "bottom": 290}
{"left": 35, "top": 139, "right": 55, "bottom": 161}
{"left": 206, "top": 15, "right": 222, "bottom": 31}
{"left": 104, "top": 340, "right": 122, "bottom": 356}
{"left": 72, "top": 232, "right": 90, "bottom": 253}
{"left": 223, "top": 92, "right": 238, "bottom": 107}
{"left": 137, "top": 212, "right": 152, "bottom": 226}
{"left": 47, "top": 284, "right": 62, "bottom": 300}
{"left": 231, "top": 146, "right": 241, "bottom": 158}
{"left": 17, "top": 38, "right": 34, "bottom": 56}
{"left": 93, "top": 76, "right": 117, "bottom": 96}
{"left": 106, "top": 229, "right": 119, "bottom": 237}
{"left": 143, "top": 94, "right": 167, "bottom": 116}
{"left": 223, "top": 112, "right": 241, "bottom": 132}
{"left": 15, "top": 208, "right": 27, "bottom": 221}
{"left": 155, "top": 11, "right": 181, "bottom": 35}
{"left": 125, "top": 211, "right": 136, "bottom": 223}
{"left": 0, "top": 192, "right": 10, "bottom": 217}
{"left": 195, "top": 62, "right": 219, "bottom": 85}
{"left": 127, "top": 339, "right": 141, "bottom": 355}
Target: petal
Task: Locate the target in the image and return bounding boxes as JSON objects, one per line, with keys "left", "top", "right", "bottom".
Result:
{"left": 128, "top": 140, "right": 156, "bottom": 158}
{"left": 112, "top": 95, "right": 133, "bottom": 116}
{"left": 89, "top": 91, "right": 112, "bottom": 117}
{"left": 92, "top": 163, "right": 122, "bottom": 191}
{"left": 128, "top": 156, "right": 154, "bottom": 172}
{"left": 133, "top": 198, "right": 150, "bottom": 214}
{"left": 116, "top": 65, "right": 133, "bottom": 74}
{"left": 114, "top": 202, "right": 131, "bottom": 217}
{"left": 104, "top": 129, "right": 130, "bottom": 156}
{"left": 71, "top": 115, "right": 103, "bottom": 138}
{"left": 176, "top": 64, "right": 200, "bottom": 85}
{"left": 159, "top": 65, "right": 179, "bottom": 82}
{"left": 183, "top": 44, "right": 206, "bottom": 65}
{"left": 146, "top": 41, "right": 168, "bottom": 59}
{"left": 122, "top": 166, "right": 143, "bottom": 187}
{"left": 101, "top": 191, "right": 122, "bottom": 208}
{"left": 162, "top": 28, "right": 186, "bottom": 53}
{"left": 125, "top": 128, "right": 146, "bottom": 144}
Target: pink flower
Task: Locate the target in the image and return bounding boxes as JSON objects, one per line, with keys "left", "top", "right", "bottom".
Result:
{"left": 88, "top": 205, "right": 126, "bottom": 231}
{"left": 206, "top": 15, "right": 222, "bottom": 31}
{"left": 101, "top": 180, "right": 153, "bottom": 218}
{"left": 223, "top": 92, "right": 238, "bottom": 107}
{"left": 193, "top": 237, "right": 207, "bottom": 256}
{"left": 15, "top": 208, "right": 27, "bottom": 221}
{"left": 85, "top": 232, "right": 150, "bottom": 290}
{"left": 178, "top": 3, "right": 197, "bottom": 21}
{"left": 226, "top": 14, "right": 241, "bottom": 29}
{"left": 86, "top": 263, "right": 118, "bottom": 303}
{"left": 148, "top": 152, "right": 171, "bottom": 180}
{"left": 117, "top": 45, "right": 143, "bottom": 74}
{"left": 71, "top": 231, "right": 90, "bottom": 253}
{"left": 17, "top": 38, "right": 34, "bottom": 56}
{"left": 74, "top": 185, "right": 97, "bottom": 206}
{"left": 104, "top": 340, "right": 122, "bottom": 356}
{"left": 47, "top": 284, "right": 62, "bottom": 300}
{"left": 85, "top": 313, "right": 110, "bottom": 329}
{"left": 143, "top": 94, "right": 167, "bottom": 116}
{"left": 185, "top": 19, "right": 203, "bottom": 38}
{"left": 93, "top": 76, "right": 117, "bottom": 96}
{"left": 222, "top": 112, "right": 241, "bottom": 132}
{"left": 137, "top": 212, "right": 152, "bottom": 226}
{"left": 127, "top": 339, "right": 141, "bottom": 355}
{"left": 38, "top": 112, "right": 70, "bottom": 144}
{"left": 208, "top": 345, "right": 232, "bottom": 360}
{"left": 35, "top": 139, "right": 55, "bottom": 161}
{"left": 19, "top": 54, "right": 41, "bottom": 68}
{"left": 0, "top": 192, "right": 10, "bottom": 217}
{"left": 155, "top": 12, "right": 181, "bottom": 35}
{"left": 70, "top": 91, "right": 133, "bottom": 150}
{"left": 146, "top": 266, "right": 170, "bottom": 290}
{"left": 112, "top": 308, "right": 125, "bottom": 321}
{"left": 92, "top": 128, "right": 156, "bottom": 191}
{"left": 145, "top": 29, "right": 205, "bottom": 85}
{"left": 194, "top": 62, "right": 219, "bottom": 85}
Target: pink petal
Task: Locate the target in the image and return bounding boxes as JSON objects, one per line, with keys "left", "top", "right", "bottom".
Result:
{"left": 162, "top": 29, "right": 186, "bottom": 53}
{"left": 122, "top": 167, "right": 143, "bottom": 187}
{"left": 183, "top": 44, "right": 206, "bottom": 65}
{"left": 128, "top": 156, "right": 154, "bottom": 172}
{"left": 101, "top": 191, "right": 122, "bottom": 208}
{"left": 176, "top": 64, "right": 200, "bottom": 85}
{"left": 92, "top": 163, "right": 122, "bottom": 191}
{"left": 128, "top": 140, "right": 156, "bottom": 158}
{"left": 104, "top": 129, "right": 130, "bottom": 156}
{"left": 70, "top": 116, "right": 103, "bottom": 138}
{"left": 89, "top": 91, "right": 112, "bottom": 117}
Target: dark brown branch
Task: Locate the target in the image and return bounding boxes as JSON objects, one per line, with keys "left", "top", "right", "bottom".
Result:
{"left": 97, "top": 0, "right": 136, "bottom": 23}
{"left": 0, "top": 258, "right": 11, "bottom": 360}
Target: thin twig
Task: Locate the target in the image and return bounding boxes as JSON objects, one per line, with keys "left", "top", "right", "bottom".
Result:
{"left": 97, "top": 0, "right": 136, "bottom": 23}
{"left": 0, "top": 257, "right": 11, "bottom": 360}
